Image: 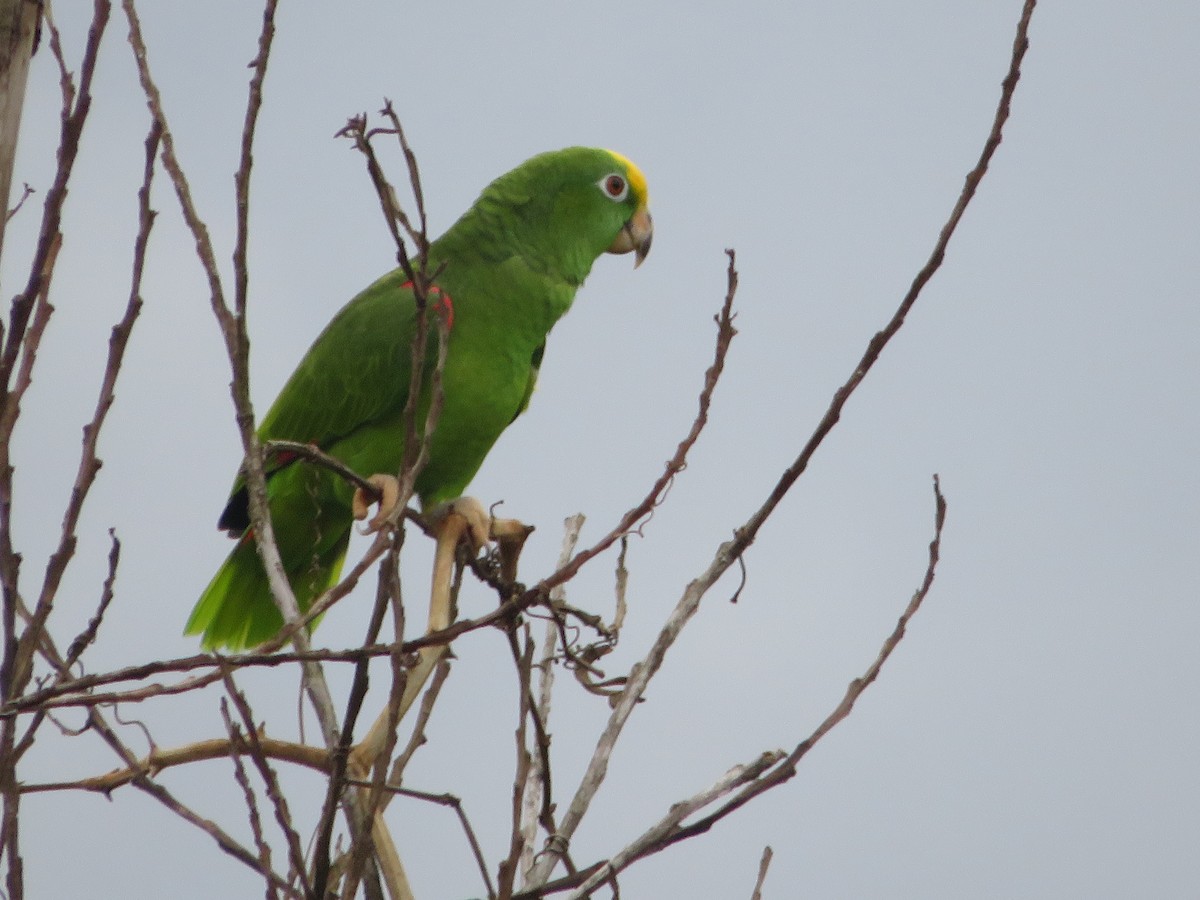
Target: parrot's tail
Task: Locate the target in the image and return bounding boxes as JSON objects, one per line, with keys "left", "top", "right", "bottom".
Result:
{"left": 185, "top": 530, "right": 349, "bottom": 651}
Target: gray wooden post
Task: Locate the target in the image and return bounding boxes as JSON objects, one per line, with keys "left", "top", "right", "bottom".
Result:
{"left": 0, "top": 0, "right": 39, "bottom": 264}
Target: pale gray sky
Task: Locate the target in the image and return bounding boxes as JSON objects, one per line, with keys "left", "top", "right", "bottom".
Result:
{"left": 3, "top": 2, "right": 1198, "bottom": 897}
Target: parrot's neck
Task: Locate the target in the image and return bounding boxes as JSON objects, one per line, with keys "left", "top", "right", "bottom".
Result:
{"left": 439, "top": 193, "right": 599, "bottom": 289}
{"left": 426, "top": 223, "right": 577, "bottom": 351}
{"left": 430, "top": 201, "right": 590, "bottom": 341}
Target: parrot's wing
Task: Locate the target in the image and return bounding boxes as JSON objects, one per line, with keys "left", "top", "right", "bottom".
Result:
{"left": 260, "top": 273, "right": 421, "bottom": 446}
{"left": 218, "top": 272, "right": 430, "bottom": 532}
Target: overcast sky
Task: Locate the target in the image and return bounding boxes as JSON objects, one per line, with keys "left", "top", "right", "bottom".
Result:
{"left": 3, "top": 1, "right": 1198, "bottom": 897}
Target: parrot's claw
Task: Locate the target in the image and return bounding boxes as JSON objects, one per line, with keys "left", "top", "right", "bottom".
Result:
{"left": 352, "top": 474, "right": 401, "bottom": 534}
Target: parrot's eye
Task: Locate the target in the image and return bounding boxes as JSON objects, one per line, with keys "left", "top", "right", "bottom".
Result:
{"left": 598, "top": 173, "right": 628, "bottom": 201}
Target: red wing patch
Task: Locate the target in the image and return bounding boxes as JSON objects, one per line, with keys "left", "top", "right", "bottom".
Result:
{"left": 401, "top": 281, "right": 454, "bottom": 331}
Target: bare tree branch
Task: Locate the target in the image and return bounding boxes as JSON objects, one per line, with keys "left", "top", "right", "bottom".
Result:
{"left": 1, "top": 9, "right": 117, "bottom": 891}
{"left": 22, "top": 733, "right": 330, "bottom": 794}
{"left": 521, "top": 260, "right": 740, "bottom": 888}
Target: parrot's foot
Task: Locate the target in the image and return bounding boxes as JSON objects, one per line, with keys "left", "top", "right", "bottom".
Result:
{"left": 352, "top": 474, "right": 402, "bottom": 534}
{"left": 426, "top": 497, "right": 534, "bottom": 582}
{"left": 425, "top": 496, "right": 492, "bottom": 551}
{"left": 489, "top": 514, "right": 535, "bottom": 584}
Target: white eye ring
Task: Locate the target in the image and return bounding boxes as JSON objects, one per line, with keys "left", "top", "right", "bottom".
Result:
{"left": 598, "top": 173, "right": 628, "bottom": 201}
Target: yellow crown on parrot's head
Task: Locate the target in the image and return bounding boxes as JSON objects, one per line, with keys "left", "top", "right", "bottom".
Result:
{"left": 604, "top": 149, "right": 649, "bottom": 209}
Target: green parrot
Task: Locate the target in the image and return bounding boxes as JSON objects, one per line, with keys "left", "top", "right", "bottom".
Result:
{"left": 186, "top": 147, "right": 652, "bottom": 650}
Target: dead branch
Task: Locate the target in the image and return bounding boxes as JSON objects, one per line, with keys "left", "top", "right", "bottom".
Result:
{"left": 565, "top": 751, "right": 785, "bottom": 899}
{"left": 653, "top": 476, "right": 949, "bottom": 852}
{"left": 21, "top": 733, "right": 330, "bottom": 794}
{"left": 498, "top": 624, "right": 537, "bottom": 898}
{"left": 220, "top": 666, "right": 311, "bottom": 896}
{"left": 219, "top": 698, "right": 283, "bottom": 899}
{"left": 345, "top": 778, "right": 496, "bottom": 900}
{"left": 388, "top": 657, "right": 451, "bottom": 785}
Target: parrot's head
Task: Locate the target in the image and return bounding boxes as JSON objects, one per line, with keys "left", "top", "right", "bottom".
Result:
{"left": 595, "top": 149, "right": 653, "bottom": 268}
{"left": 477, "top": 147, "right": 653, "bottom": 284}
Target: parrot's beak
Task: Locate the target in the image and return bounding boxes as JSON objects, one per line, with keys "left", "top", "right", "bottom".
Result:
{"left": 608, "top": 207, "right": 653, "bottom": 268}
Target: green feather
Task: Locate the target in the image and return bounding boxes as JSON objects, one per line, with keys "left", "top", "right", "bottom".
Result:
{"left": 186, "top": 147, "right": 652, "bottom": 650}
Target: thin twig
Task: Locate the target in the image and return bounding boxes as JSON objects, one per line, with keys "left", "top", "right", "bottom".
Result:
{"left": 498, "top": 625, "right": 537, "bottom": 898}
{"left": 220, "top": 665, "right": 312, "bottom": 896}
{"left": 536, "top": 253, "right": 739, "bottom": 598}
{"left": 655, "top": 476, "right": 948, "bottom": 851}
{"left": 4, "top": 184, "right": 35, "bottom": 224}
{"left": 15, "top": 115, "right": 156, "bottom": 701}
{"left": 344, "top": 778, "right": 498, "bottom": 900}
{"left": 335, "top": 112, "right": 418, "bottom": 266}
{"left": 750, "top": 846, "right": 773, "bottom": 900}
{"left": 219, "top": 698, "right": 280, "bottom": 900}
{"left": 731, "top": 0, "right": 1037, "bottom": 558}
{"left": 387, "top": 657, "right": 450, "bottom": 785}
{"left": 519, "top": 516, "right": 583, "bottom": 887}
{"left": 233, "top": 0, "right": 278, "bottom": 321}
{"left": 263, "top": 440, "right": 388, "bottom": 502}
{"left": 521, "top": 262, "right": 740, "bottom": 887}
{"left": 563, "top": 752, "right": 785, "bottom": 899}
{"left": 62, "top": 530, "right": 120, "bottom": 675}
{"left": 380, "top": 102, "right": 428, "bottom": 254}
